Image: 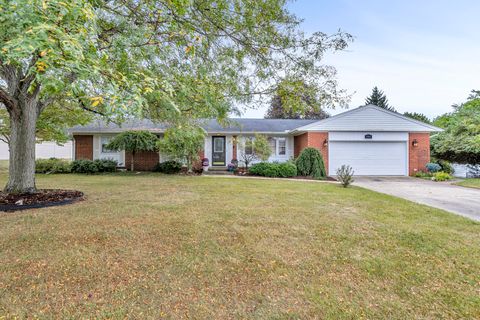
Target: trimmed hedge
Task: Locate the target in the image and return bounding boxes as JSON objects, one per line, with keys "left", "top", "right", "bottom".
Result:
{"left": 35, "top": 158, "right": 71, "bottom": 174}
{"left": 295, "top": 147, "right": 326, "bottom": 179}
{"left": 249, "top": 161, "right": 297, "bottom": 178}
{"left": 71, "top": 159, "right": 117, "bottom": 174}
{"left": 154, "top": 160, "right": 182, "bottom": 174}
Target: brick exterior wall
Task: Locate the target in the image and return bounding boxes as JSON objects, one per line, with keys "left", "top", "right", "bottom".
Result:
{"left": 409, "top": 132, "right": 430, "bottom": 176}
{"left": 74, "top": 135, "right": 93, "bottom": 160}
{"left": 125, "top": 151, "right": 159, "bottom": 171}
{"left": 294, "top": 132, "right": 329, "bottom": 174}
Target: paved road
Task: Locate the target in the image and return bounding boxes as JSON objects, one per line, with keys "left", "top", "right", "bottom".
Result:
{"left": 354, "top": 177, "right": 480, "bottom": 221}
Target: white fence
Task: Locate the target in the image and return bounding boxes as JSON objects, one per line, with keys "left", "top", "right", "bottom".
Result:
{"left": 0, "top": 141, "right": 73, "bottom": 160}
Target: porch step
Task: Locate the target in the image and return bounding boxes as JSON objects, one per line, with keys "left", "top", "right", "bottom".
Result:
{"left": 208, "top": 166, "right": 228, "bottom": 171}
{"left": 203, "top": 170, "right": 234, "bottom": 176}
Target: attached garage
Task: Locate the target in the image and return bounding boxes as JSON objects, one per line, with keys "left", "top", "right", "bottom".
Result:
{"left": 329, "top": 141, "right": 407, "bottom": 176}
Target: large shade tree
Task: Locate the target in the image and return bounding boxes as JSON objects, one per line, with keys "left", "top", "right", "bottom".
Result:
{"left": 431, "top": 97, "right": 480, "bottom": 164}
{"left": 0, "top": 0, "right": 352, "bottom": 193}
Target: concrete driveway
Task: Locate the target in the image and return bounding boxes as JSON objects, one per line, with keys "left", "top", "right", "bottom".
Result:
{"left": 354, "top": 177, "right": 480, "bottom": 221}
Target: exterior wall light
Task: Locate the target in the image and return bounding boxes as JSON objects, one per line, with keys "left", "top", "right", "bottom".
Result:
{"left": 412, "top": 139, "right": 418, "bottom": 147}
{"left": 323, "top": 139, "right": 328, "bottom": 147}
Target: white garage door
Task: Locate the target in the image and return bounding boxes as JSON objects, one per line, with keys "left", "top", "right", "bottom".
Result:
{"left": 329, "top": 141, "right": 407, "bottom": 176}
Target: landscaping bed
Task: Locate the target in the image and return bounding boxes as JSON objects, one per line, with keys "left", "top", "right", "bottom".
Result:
{"left": 0, "top": 189, "right": 84, "bottom": 212}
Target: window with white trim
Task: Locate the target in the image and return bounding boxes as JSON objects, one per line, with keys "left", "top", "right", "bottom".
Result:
{"left": 244, "top": 137, "right": 253, "bottom": 155}
{"left": 101, "top": 136, "right": 115, "bottom": 153}
{"left": 277, "top": 138, "right": 286, "bottom": 155}
{"left": 268, "top": 137, "right": 276, "bottom": 154}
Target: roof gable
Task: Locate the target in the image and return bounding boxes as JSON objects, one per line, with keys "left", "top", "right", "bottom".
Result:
{"left": 294, "top": 105, "right": 442, "bottom": 132}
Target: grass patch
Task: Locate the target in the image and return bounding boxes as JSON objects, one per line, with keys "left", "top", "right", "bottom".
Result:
{"left": 455, "top": 178, "right": 480, "bottom": 189}
{"left": 0, "top": 173, "right": 479, "bottom": 318}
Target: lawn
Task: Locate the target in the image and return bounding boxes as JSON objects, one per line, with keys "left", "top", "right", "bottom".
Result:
{"left": 455, "top": 178, "right": 480, "bottom": 189}
{"left": 0, "top": 173, "right": 479, "bottom": 319}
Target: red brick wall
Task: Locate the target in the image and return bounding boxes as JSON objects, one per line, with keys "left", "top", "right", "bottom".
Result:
{"left": 294, "top": 132, "right": 329, "bottom": 174}
{"left": 74, "top": 135, "right": 93, "bottom": 160}
{"left": 125, "top": 151, "right": 159, "bottom": 171}
{"left": 409, "top": 133, "right": 430, "bottom": 176}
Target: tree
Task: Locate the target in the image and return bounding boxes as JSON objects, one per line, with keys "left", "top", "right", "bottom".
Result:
{"left": 295, "top": 147, "right": 326, "bottom": 179}
{"left": 0, "top": 0, "right": 352, "bottom": 193}
{"left": 157, "top": 126, "right": 205, "bottom": 173}
{"left": 106, "top": 131, "right": 158, "bottom": 171}
{"left": 403, "top": 112, "right": 431, "bottom": 124}
{"left": 431, "top": 98, "right": 480, "bottom": 164}
{"left": 365, "top": 87, "right": 395, "bottom": 111}
{"left": 238, "top": 134, "right": 272, "bottom": 170}
{"left": 265, "top": 79, "right": 330, "bottom": 119}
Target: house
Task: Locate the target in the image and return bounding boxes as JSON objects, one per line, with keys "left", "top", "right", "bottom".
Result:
{"left": 69, "top": 105, "right": 442, "bottom": 176}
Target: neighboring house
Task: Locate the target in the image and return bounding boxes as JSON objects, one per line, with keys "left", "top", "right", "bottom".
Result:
{"left": 0, "top": 141, "right": 73, "bottom": 160}
{"left": 69, "top": 105, "right": 442, "bottom": 176}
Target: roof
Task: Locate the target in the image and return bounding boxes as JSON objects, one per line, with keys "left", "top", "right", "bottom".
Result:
{"left": 293, "top": 105, "right": 443, "bottom": 133}
{"left": 69, "top": 118, "right": 318, "bottom": 134}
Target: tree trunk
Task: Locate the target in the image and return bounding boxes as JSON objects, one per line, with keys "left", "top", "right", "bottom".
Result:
{"left": 4, "top": 99, "right": 38, "bottom": 193}
{"left": 131, "top": 151, "right": 135, "bottom": 171}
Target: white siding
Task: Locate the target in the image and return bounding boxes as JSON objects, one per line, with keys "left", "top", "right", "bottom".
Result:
{"left": 329, "top": 131, "right": 408, "bottom": 142}
{"left": 299, "top": 105, "right": 440, "bottom": 132}
{"left": 0, "top": 141, "right": 73, "bottom": 160}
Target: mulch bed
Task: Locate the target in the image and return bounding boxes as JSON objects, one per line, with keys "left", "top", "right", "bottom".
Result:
{"left": 0, "top": 189, "right": 84, "bottom": 212}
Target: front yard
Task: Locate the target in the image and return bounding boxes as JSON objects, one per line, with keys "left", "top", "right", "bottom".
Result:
{"left": 455, "top": 178, "right": 480, "bottom": 189}
{"left": 0, "top": 173, "right": 479, "bottom": 318}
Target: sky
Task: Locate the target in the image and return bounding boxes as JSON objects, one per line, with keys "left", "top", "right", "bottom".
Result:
{"left": 241, "top": 0, "right": 480, "bottom": 119}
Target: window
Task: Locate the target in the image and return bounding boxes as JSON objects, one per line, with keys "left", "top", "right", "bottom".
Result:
{"left": 213, "top": 137, "right": 224, "bottom": 152}
{"left": 278, "top": 138, "right": 286, "bottom": 155}
{"left": 244, "top": 137, "right": 253, "bottom": 155}
{"left": 101, "top": 136, "right": 115, "bottom": 153}
{"left": 268, "top": 138, "right": 276, "bottom": 154}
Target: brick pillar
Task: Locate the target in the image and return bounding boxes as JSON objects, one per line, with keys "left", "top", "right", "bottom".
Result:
{"left": 232, "top": 135, "right": 237, "bottom": 161}
{"left": 409, "top": 133, "right": 430, "bottom": 175}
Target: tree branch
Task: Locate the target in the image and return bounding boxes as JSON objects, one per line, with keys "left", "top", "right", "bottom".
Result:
{"left": 0, "top": 86, "right": 16, "bottom": 112}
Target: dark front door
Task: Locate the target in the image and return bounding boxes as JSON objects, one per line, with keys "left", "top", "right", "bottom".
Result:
{"left": 212, "top": 136, "right": 226, "bottom": 166}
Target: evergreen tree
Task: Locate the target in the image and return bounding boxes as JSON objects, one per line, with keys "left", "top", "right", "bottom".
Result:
{"left": 365, "top": 87, "right": 396, "bottom": 111}
{"left": 403, "top": 112, "right": 431, "bottom": 124}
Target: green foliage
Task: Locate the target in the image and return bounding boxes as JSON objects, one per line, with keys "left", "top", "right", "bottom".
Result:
{"left": 154, "top": 161, "right": 183, "bottom": 174}
{"left": 414, "top": 171, "right": 432, "bottom": 178}
{"left": 365, "top": 87, "right": 395, "bottom": 111}
{"left": 431, "top": 158, "right": 454, "bottom": 174}
{"left": 157, "top": 126, "right": 205, "bottom": 172}
{"left": 35, "top": 158, "right": 71, "bottom": 174}
{"left": 265, "top": 79, "right": 331, "bottom": 119}
{"left": 107, "top": 131, "right": 159, "bottom": 154}
{"left": 295, "top": 147, "right": 326, "bottom": 179}
{"left": 71, "top": 159, "right": 117, "bottom": 174}
{"left": 403, "top": 112, "right": 431, "bottom": 124}
{"left": 431, "top": 98, "right": 480, "bottom": 164}
{"left": 249, "top": 161, "right": 297, "bottom": 178}
{"left": 336, "top": 165, "right": 354, "bottom": 188}
{"left": 432, "top": 172, "right": 452, "bottom": 182}
{"left": 239, "top": 134, "right": 273, "bottom": 169}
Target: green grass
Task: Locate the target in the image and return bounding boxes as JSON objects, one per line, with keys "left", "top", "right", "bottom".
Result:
{"left": 0, "top": 173, "right": 479, "bottom": 319}
{"left": 455, "top": 178, "right": 480, "bottom": 189}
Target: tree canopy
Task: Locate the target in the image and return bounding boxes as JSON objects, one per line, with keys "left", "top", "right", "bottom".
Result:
{"left": 431, "top": 97, "right": 480, "bottom": 164}
{"left": 403, "top": 112, "right": 431, "bottom": 124}
{"left": 0, "top": 0, "right": 352, "bottom": 192}
{"left": 265, "top": 79, "right": 330, "bottom": 119}
{"left": 365, "top": 87, "right": 395, "bottom": 111}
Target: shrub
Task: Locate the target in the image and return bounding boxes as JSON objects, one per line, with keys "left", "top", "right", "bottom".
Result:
{"left": 249, "top": 161, "right": 297, "bottom": 178}
{"left": 414, "top": 170, "right": 432, "bottom": 178}
{"left": 93, "top": 159, "right": 118, "bottom": 172}
{"left": 425, "top": 163, "right": 441, "bottom": 173}
{"left": 435, "top": 159, "right": 454, "bottom": 174}
{"left": 35, "top": 158, "right": 71, "bottom": 174}
{"left": 71, "top": 159, "right": 99, "bottom": 174}
{"left": 295, "top": 147, "right": 326, "bottom": 179}
{"left": 154, "top": 160, "right": 182, "bottom": 174}
{"left": 336, "top": 165, "right": 354, "bottom": 188}
{"left": 432, "top": 171, "right": 452, "bottom": 182}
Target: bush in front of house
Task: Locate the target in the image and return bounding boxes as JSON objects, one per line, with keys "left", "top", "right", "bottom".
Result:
{"left": 425, "top": 162, "right": 441, "bottom": 173}
{"left": 71, "top": 159, "right": 118, "bottom": 174}
{"left": 35, "top": 158, "right": 71, "bottom": 174}
{"left": 153, "top": 160, "right": 182, "bottom": 174}
{"left": 336, "top": 164, "right": 354, "bottom": 188}
{"left": 295, "top": 147, "right": 326, "bottom": 179}
{"left": 249, "top": 161, "right": 297, "bottom": 178}
{"left": 432, "top": 171, "right": 452, "bottom": 182}
{"left": 432, "top": 159, "right": 454, "bottom": 174}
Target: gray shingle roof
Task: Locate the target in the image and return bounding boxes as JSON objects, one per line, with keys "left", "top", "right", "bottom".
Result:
{"left": 70, "top": 118, "right": 318, "bottom": 134}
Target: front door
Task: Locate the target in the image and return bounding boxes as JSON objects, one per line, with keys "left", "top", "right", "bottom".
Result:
{"left": 212, "top": 136, "right": 226, "bottom": 166}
